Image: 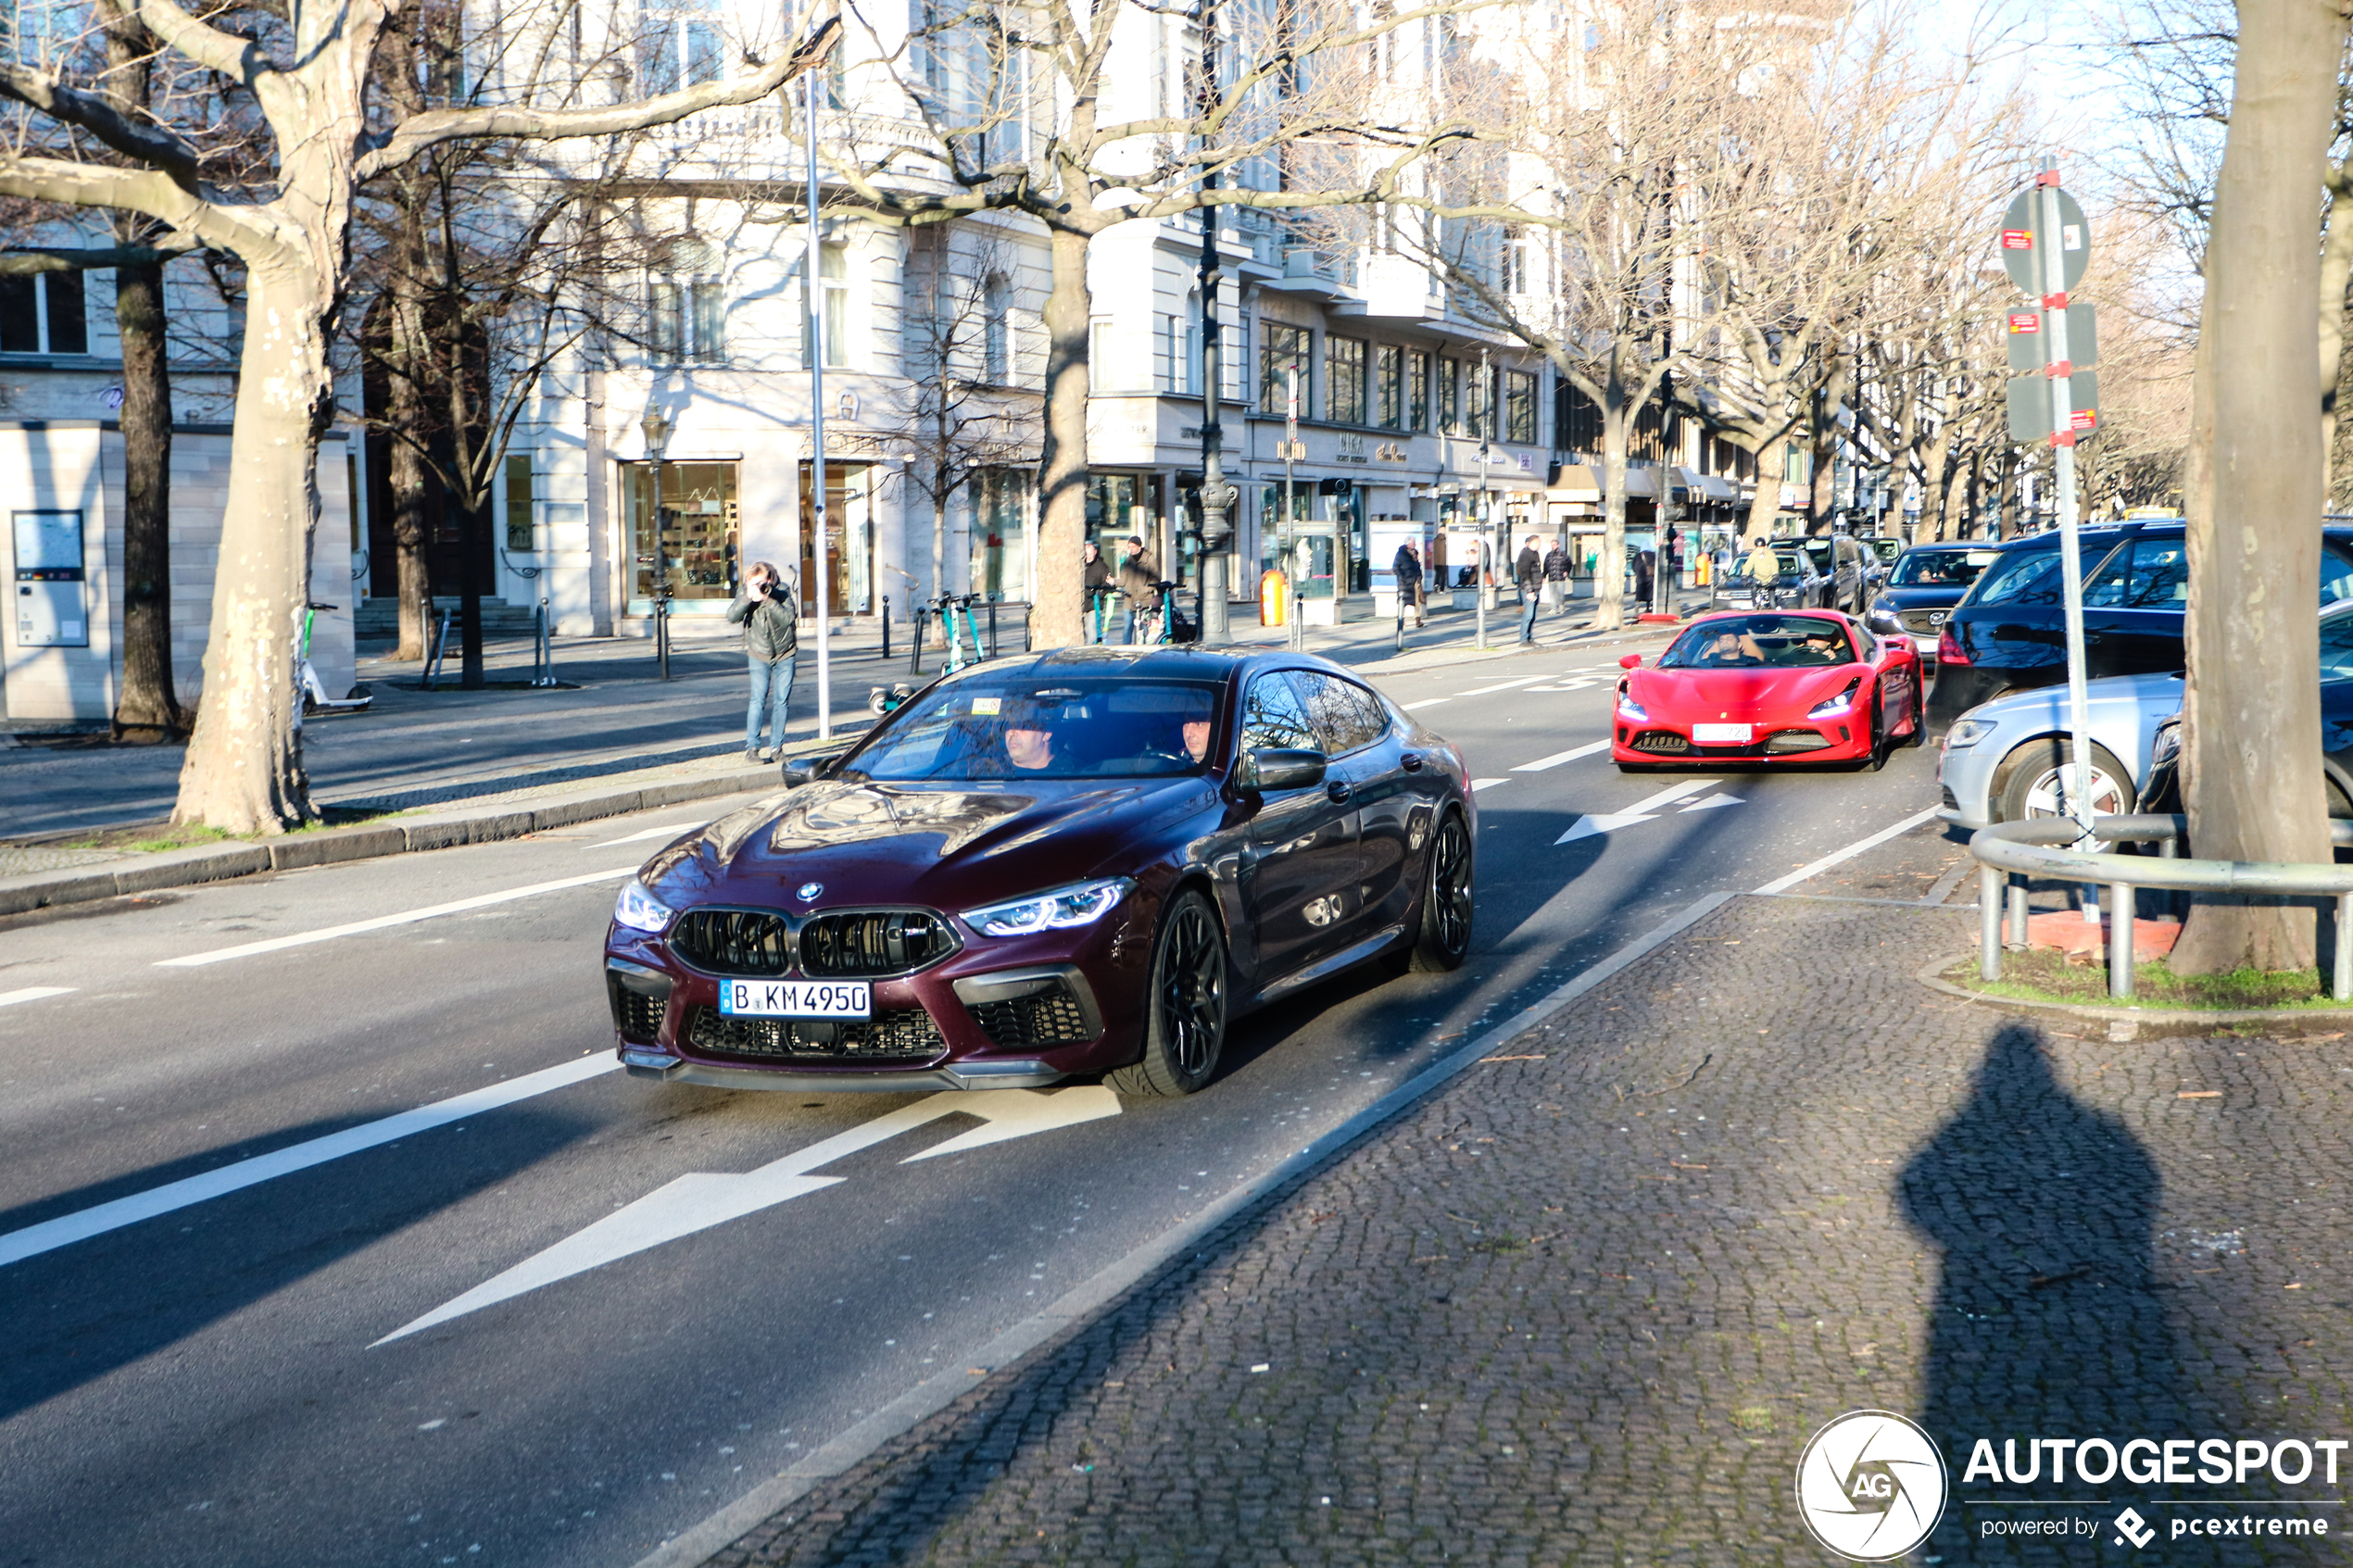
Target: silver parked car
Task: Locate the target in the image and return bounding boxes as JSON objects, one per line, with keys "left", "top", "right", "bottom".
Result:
{"left": 1935, "top": 671, "right": 2184, "bottom": 830}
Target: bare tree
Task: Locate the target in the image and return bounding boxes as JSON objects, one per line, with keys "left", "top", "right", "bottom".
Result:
{"left": 0, "top": 0, "right": 840, "bottom": 833}
{"left": 2172, "top": 0, "right": 2352, "bottom": 975}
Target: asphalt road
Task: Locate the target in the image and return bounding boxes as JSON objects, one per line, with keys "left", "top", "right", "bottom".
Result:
{"left": 0, "top": 643, "right": 1954, "bottom": 1568}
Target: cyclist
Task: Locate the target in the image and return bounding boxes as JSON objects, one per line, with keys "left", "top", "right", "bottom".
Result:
{"left": 1082, "top": 541, "right": 1113, "bottom": 643}
{"left": 1117, "top": 534, "right": 1158, "bottom": 644}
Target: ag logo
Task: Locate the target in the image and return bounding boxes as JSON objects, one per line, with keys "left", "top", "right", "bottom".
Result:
{"left": 1794, "top": 1410, "right": 1947, "bottom": 1561}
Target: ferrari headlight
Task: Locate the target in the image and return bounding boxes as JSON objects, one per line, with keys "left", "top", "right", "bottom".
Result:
{"left": 613, "top": 879, "right": 676, "bottom": 933}
{"left": 1806, "top": 678, "right": 1864, "bottom": 721}
{"left": 1616, "top": 691, "right": 1649, "bottom": 722}
{"left": 963, "top": 878, "right": 1133, "bottom": 938}
{"left": 2149, "top": 719, "right": 2182, "bottom": 767}
{"left": 1943, "top": 717, "right": 1995, "bottom": 748}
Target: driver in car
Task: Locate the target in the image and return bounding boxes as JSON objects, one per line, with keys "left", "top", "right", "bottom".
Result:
{"left": 1005, "top": 724, "right": 1057, "bottom": 771}
{"left": 1701, "top": 628, "right": 1766, "bottom": 665}
{"left": 1182, "top": 718, "right": 1213, "bottom": 764}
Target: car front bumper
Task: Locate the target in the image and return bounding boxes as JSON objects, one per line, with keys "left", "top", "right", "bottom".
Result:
{"left": 1612, "top": 715, "right": 1869, "bottom": 764}
{"left": 1934, "top": 727, "right": 2005, "bottom": 829}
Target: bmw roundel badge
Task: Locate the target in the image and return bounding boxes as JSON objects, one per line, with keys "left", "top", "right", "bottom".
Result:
{"left": 796, "top": 882, "right": 824, "bottom": 902}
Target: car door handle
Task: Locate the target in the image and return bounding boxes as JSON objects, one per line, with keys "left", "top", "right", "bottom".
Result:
{"left": 1400, "top": 752, "right": 1424, "bottom": 771}
{"left": 1326, "top": 779, "right": 1353, "bottom": 804}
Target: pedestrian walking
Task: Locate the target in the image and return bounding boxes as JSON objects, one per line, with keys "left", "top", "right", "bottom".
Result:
{"left": 1082, "top": 540, "right": 1112, "bottom": 642}
{"left": 1392, "top": 539, "right": 1426, "bottom": 629}
{"left": 1542, "top": 536, "right": 1570, "bottom": 617}
{"left": 1118, "top": 533, "right": 1159, "bottom": 644}
{"left": 1633, "top": 546, "right": 1655, "bottom": 608}
{"left": 1515, "top": 533, "right": 1543, "bottom": 645}
{"left": 1666, "top": 526, "right": 1684, "bottom": 608}
{"left": 728, "top": 559, "right": 799, "bottom": 763}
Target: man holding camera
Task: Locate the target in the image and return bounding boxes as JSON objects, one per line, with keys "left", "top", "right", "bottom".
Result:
{"left": 728, "top": 560, "right": 799, "bottom": 763}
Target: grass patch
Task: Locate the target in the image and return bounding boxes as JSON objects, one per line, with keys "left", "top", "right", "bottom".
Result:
{"left": 1950, "top": 947, "right": 2341, "bottom": 1011}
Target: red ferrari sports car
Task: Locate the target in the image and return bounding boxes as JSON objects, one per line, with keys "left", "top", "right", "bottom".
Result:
{"left": 1612, "top": 609, "right": 1925, "bottom": 770}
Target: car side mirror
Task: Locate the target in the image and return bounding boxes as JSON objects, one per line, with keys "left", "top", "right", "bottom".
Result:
{"left": 1618, "top": 653, "right": 1642, "bottom": 670}
{"left": 782, "top": 755, "right": 836, "bottom": 788}
{"left": 1240, "top": 747, "right": 1327, "bottom": 791}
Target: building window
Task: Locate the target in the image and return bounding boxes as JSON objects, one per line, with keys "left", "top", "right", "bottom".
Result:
{"left": 1374, "top": 344, "right": 1404, "bottom": 430}
{"left": 1502, "top": 228, "right": 1529, "bottom": 295}
{"left": 983, "top": 273, "right": 1011, "bottom": 383}
{"left": 1260, "top": 321, "right": 1311, "bottom": 415}
{"left": 651, "top": 274, "right": 725, "bottom": 365}
{"left": 1089, "top": 318, "right": 1114, "bottom": 389}
{"left": 0, "top": 271, "right": 85, "bottom": 355}
{"left": 626, "top": 459, "right": 739, "bottom": 605}
{"left": 1325, "top": 335, "right": 1366, "bottom": 424}
{"left": 504, "top": 454, "right": 535, "bottom": 549}
{"left": 968, "top": 470, "right": 1030, "bottom": 599}
{"left": 1784, "top": 442, "right": 1806, "bottom": 483}
{"left": 1407, "top": 348, "right": 1428, "bottom": 431}
{"left": 638, "top": 0, "right": 723, "bottom": 94}
{"left": 1467, "top": 362, "right": 1492, "bottom": 439}
{"left": 1437, "top": 357, "right": 1461, "bottom": 434}
{"left": 1504, "top": 370, "right": 1537, "bottom": 445}
{"left": 803, "top": 243, "right": 848, "bottom": 369}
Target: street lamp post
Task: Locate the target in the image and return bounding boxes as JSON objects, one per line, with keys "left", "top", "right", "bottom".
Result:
{"left": 805, "top": 81, "right": 832, "bottom": 742}
{"left": 640, "top": 408, "right": 673, "bottom": 682}
{"left": 1193, "top": 0, "right": 1236, "bottom": 645}
{"left": 1476, "top": 435, "right": 1491, "bottom": 653}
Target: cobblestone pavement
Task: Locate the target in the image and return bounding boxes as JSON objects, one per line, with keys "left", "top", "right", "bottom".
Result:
{"left": 701, "top": 893, "right": 2353, "bottom": 1567}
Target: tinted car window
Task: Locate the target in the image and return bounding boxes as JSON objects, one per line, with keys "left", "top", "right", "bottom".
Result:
{"left": 2325, "top": 546, "right": 2353, "bottom": 605}
{"left": 1969, "top": 546, "right": 2061, "bottom": 607}
{"left": 1661, "top": 615, "right": 1856, "bottom": 669}
{"left": 2087, "top": 538, "right": 2188, "bottom": 608}
{"left": 2322, "top": 608, "right": 2353, "bottom": 681}
{"left": 845, "top": 677, "right": 1222, "bottom": 780}
{"left": 1240, "top": 672, "right": 1320, "bottom": 752}
{"left": 1290, "top": 671, "right": 1389, "bottom": 756}
{"left": 1890, "top": 549, "right": 1996, "bottom": 586}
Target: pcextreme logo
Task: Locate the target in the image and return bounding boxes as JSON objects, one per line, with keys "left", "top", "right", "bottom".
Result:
{"left": 1795, "top": 1411, "right": 1950, "bottom": 1562}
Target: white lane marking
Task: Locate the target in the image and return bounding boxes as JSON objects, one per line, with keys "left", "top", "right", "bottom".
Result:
{"left": 1679, "top": 792, "right": 1745, "bottom": 812}
{"left": 0, "top": 1056, "right": 621, "bottom": 1271}
{"left": 157, "top": 865, "right": 643, "bottom": 968}
{"left": 592, "top": 821, "right": 702, "bottom": 848}
{"left": 1403, "top": 698, "right": 1450, "bottom": 711}
{"left": 0, "top": 985, "right": 74, "bottom": 1010}
{"left": 1555, "top": 778, "right": 1720, "bottom": 844}
{"left": 1513, "top": 740, "right": 1610, "bottom": 772}
{"left": 1453, "top": 674, "right": 1563, "bottom": 698}
{"left": 376, "top": 1086, "right": 1122, "bottom": 1344}
{"left": 1468, "top": 778, "right": 1509, "bottom": 792}
{"left": 1751, "top": 807, "right": 1943, "bottom": 896}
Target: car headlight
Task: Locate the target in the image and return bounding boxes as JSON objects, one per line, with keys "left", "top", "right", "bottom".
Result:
{"left": 1616, "top": 691, "right": 1648, "bottom": 722}
{"left": 613, "top": 879, "right": 676, "bottom": 933}
{"left": 2149, "top": 719, "right": 2182, "bottom": 767}
{"left": 1806, "top": 678, "right": 1863, "bottom": 721}
{"left": 1943, "top": 717, "right": 1995, "bottom": 748}
{"left": 963, "top": 878, "right": 1133, "bottom": 938}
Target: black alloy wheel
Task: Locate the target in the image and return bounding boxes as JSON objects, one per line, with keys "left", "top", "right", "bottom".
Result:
{"left": 1902, "top": 670, "right": 1928, "bottom": 746}
{"left": 1110, "top": 888, "right": 1227, "bottom": 1098}
{"left": 1861, "top": 689, "right": 1890, "bottom": 771}
{"left": 1409, "top": 810, "right": 1475, "bottom": 972}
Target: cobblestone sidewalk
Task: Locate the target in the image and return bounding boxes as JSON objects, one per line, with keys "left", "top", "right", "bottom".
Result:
{"left": 700, "top": 895, "right": 2353, "bottom": 1567}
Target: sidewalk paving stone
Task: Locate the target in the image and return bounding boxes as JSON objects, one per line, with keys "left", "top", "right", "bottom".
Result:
{"left": 695, "top": 894, "right": 2353, "bottom": 1567}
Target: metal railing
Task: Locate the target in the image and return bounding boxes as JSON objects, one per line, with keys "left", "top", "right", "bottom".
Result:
{"left": 1970, "top": 815, "right": 2353, "bottom": 1001}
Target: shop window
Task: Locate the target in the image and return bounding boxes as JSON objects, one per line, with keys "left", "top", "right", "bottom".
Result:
{"left": 968, "top": 470, "right": 1030, "bottom": 600}
{"left": 504, "top": 454, "right": 534, "bottom": 549}
{"left": 1504, "top": 369, "right": 1537, "bottom": 445}
{"left": 1375, "top": 344, "right": 1404, "bottom": 430}
{"left": 627, "top": 460, "right": 739, "bottom": 605}
{"left": 1408, "top": 348, "right": 1429, "bottom": 431}
{"left": 1326, "top": 335, "right": 1366, "bottom": 424}
{"left": 1260, "top": 321, "right": 1311, "bottom": 415}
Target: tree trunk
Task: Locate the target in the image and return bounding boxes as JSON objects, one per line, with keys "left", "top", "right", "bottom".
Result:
{"left": 1033, "top": 225, "right": 1091, "bottom": 648}
{"left": 2174, "top": 0, "right": 2347, "bottom": 975}
{"left": 1740, "top": 449, "right": 1778, "bottom": 546}
{"left": 455, "top": 492, "right": 487, "bottom": 689}
{"left": 171, "top": 262, "right": 332, "bottom": 834}
{"left": 387, "top": 292, "right": 434, "bottom": 662}
{"left": 111, "top": 255, "right": 182, "bottom": 741}
{"left": 1594, "top": 384, "right": 1629, "bottom": 633}
{"left": 2321, "top": 161, "right": 2353, "bottom": 502}
{"left": 930, "top": 482, "right": 950, "bottom": 648}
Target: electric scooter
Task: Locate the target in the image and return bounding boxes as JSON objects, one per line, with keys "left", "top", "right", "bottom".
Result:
{"left": 300, "top": 602, "right": 372, "bottom": 714}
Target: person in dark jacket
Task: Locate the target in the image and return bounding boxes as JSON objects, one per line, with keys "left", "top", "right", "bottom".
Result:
{"left": 1542, "top": 537, "right": 1570, "bottom": 616}
{"left": 1117, "top": 534, "right": 1159, "bottom": 644}
{"left": 1633, "top": 546, "right": 1656, "bottom": 608}
{"left": 1082, "top": 541, "right": 1113, "bottom": 642}
{"left": 1392, "top": 540, "right": 1425, "bottom": 628}
{"left": 1515, "top": 534, "right": 1543, "bottom": 645}
{"left": 727, "top": 559, "right": 799, "bottom": 763}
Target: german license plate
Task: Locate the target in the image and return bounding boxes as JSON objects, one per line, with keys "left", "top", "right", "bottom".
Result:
{"left": 1692, "top": 723, "right": 1753, "bottom": 744}
{"left": 717, "top": 979, "right": 872, "bottom": 1019}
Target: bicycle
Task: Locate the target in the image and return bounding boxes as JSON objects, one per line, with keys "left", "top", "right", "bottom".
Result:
{"left": 875, "top": 592, "right": 988, "bottom": 715}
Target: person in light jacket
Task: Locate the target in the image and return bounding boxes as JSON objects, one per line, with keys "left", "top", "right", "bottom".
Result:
{"left": 728, "top": 560, "right": 799, "bottom": 763}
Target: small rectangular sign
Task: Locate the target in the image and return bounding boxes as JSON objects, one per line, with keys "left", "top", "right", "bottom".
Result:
{"left": 2007, "top": 312, "right": 2039, "bottom": 333}
{"left": 2001, "top": 228, "right": 2032, "bottom": 249}
{"left": 2071, "top": 407, "right": 2097, "bottom": 432}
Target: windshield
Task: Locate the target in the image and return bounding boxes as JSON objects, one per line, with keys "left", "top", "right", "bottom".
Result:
{"left": 1966, "top": 546, "right": 2062, "bottom": 607}
{"left": 1660, "top": 615, "right": 1856, "bottom": 669}
{"left": 1891, "top": 548, "right": 1999, "bottom": 587}
{"left": 1868, "top": 539, "right": 1903, "bottom": 563}
{"left": 842, "top": 677, "right": 1224, "bottom": 781}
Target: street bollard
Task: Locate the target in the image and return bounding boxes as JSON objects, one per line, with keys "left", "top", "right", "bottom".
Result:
{"left": 2338, "top": 892, "right": 2353, "bottom": 1003}
{"left": 2108, "top": 880, "right": 2134, "bottom": 998}
{"left": 988, "top": 600, "right": 999, "bottom": 659}
{"left": 1981, "top": 865, "right": 2003, "bottom": 982}
{"left": 909, "top": 608, "right": 925, "bottom": 677}
{"left": 2007, "top": 877, "right": 2030, "bottom": 947}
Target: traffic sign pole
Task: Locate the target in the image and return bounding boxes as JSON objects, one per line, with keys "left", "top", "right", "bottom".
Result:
{"left": 2035, "top": 159, "right": 2101, "bottom": 871}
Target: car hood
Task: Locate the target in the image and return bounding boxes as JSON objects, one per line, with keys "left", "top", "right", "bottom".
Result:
{"left": 1878, "top": 584, "right": 1969, "bottom": 611}
{"left": 634, "top": 775, "right": 1223, "bottom": 913}
{"left": 1629, "top": 662, "right": 1866, "bottom": 718}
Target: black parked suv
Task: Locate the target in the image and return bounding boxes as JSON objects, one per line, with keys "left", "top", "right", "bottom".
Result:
{"left": 1926, "top": 519, "right": 2353, "bottom": 732}
{"left": 1880, "top": 543, "right": 2001, "bottom": 655}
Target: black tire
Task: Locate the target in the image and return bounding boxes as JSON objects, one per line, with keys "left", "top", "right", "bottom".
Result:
{"left": 1901, "top": 670, "right": 1928, "bottom": 746}
{"left": 1859, "top": 691, "right": 1889, "bottom": 771}
{"left": 1107, "top": 888, "right": 1227, "bottom": 1098}
{"left": 1407, "top": 809, "right": 1476, "bottom": 972}
{"left": 1994, "top": 737, "right": 2132, "bottom": 825}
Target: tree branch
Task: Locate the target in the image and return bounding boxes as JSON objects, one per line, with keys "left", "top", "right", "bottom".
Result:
{"left": 133, "top": 0, "right": 275, "bottom": 87}
{"left": 0, "top": 62, "right": 202, "bottom": 185}
{"left": 0, "top": 235, "right": 202, "bottom": 274}
{"left": 356, "top": 10, "right": 845, "bottom": 182}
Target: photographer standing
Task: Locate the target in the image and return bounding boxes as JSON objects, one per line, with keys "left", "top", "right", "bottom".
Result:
{"left": 728, "top": 559, "right": 799, "bottom": 763}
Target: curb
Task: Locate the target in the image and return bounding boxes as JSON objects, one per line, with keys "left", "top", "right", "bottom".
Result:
{"left": 0, "top": 764, "right": 789, "bottom": 918}
{"left": 627, "top": 888, "right": 1743, "bottom": 1568}
{"left": 1915, "top": 952, "right": 2353, "bottom": 1027}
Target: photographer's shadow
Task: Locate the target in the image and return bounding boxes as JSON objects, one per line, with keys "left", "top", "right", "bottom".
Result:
{"left": 1900, "top": 1024, "right": 2187, "bottom": 1546}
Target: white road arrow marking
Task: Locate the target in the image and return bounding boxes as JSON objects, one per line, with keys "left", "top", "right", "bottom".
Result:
{"left": 159, "top": 865, "right": 643, "bottom": 967}
{"left": 374, "top": 1086, "right": 1121, "bottom": 1344}
{"left": 1678, "top": 792, "right": 1745, "bottom": 812}
{"left": 1469, "top": 778, "right": 1509, "bottom": 792}
{"left": 591, "top": 820, "right": 703, "bottom": 848}
{"left": 1513, "top": 740, "right": 1610, "bottom": 772}
{"left": 0, "top": 985, "right": 74, "bottom": 1010}
{"left": 1555, "top": 779, "right": 1720, "bottom": 844}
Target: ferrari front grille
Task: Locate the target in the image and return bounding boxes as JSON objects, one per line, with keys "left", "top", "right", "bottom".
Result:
{"left": 1763, "top": 730, "right": 1832, "bottom": 754}
{"left": 670, "top": 909, "right": 792, "bottom": 975}
{"left": 686, "top": 1006, "right": 948, "bottom": 1066}
{"left": 1630, "top": 730, "right": 1691, "bottom": 754}
{"left": 798, "top": 910, "right": 960, "bottom": 978}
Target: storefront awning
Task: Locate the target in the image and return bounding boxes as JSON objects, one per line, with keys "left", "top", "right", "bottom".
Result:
{"left": 1545, "top": 462, "right": 1601, "bottom": 501}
